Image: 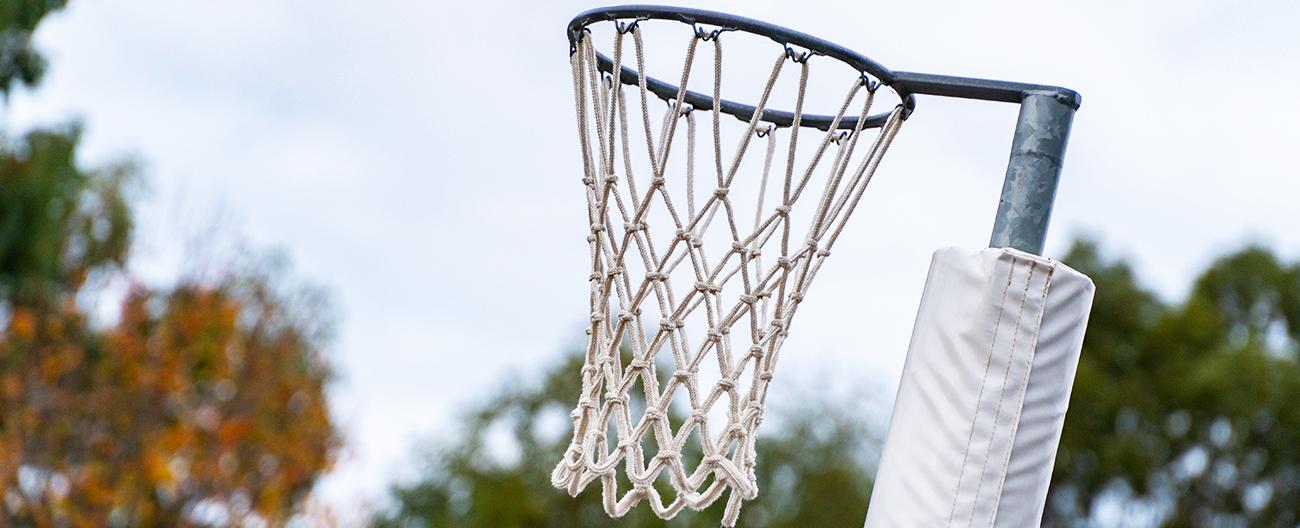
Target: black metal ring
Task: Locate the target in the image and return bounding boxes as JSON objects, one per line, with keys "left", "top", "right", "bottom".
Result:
{"left": 568, "top": 5, "right": 914, "bottom": 131}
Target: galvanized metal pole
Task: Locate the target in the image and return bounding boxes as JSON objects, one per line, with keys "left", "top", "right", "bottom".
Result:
{"left": 989, "top": 91, "right": 1076, "bottom": 255}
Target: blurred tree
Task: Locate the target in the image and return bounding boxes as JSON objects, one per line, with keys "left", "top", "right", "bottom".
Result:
{"left": 0, "top": 0, "right": 66, "bottom": 96}
{"left": 0, "top": 5, "right": 340, "bottom": 525}
{"left": 1046, "top": 240, "right": 1300, "bottom": 526}
{"left": 373, "top": 354, "right": 880, "bottom": 527}
{"left": 0, "top": 126, "right": 339, "bottom": 526}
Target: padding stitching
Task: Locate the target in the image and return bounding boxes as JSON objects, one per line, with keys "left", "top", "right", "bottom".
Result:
{"left": 946, "top": 254, "right": 1017, "bottom": 526}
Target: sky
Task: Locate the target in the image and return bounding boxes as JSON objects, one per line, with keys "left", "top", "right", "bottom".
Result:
{"left": 7, "top": 0, "right": 1300, "bottom": 519}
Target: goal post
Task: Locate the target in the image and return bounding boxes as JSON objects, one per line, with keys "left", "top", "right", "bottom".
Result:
{"left": 862, "top": 81, "right": 1086, "bottom": 528}
{"left": 990, "top": 91, "right": 1077, "bottom": 255}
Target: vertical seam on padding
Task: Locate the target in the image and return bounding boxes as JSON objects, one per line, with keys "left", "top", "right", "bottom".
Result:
{"left": 986, "top": 264, "right": 1056, "bottom": 528}
{"left": 946, "top": 254, "right": 1017, "bottom": 527}
{"left": 967, "top": 260, "right": 1036, "bottom": 527}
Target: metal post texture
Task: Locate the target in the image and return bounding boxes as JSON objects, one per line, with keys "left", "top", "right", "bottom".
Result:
{"left": 989, "top": 91, "right": 1076, "bottom": 255}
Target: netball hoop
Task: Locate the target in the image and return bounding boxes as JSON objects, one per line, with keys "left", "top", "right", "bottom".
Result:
{"left": 550, "top": 6, "right": 1084, "bottom": 527}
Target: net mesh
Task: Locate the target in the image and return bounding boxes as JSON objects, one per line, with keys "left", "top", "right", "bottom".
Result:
{"left": 552, "top": 23, "right": 906, "bottom": 526}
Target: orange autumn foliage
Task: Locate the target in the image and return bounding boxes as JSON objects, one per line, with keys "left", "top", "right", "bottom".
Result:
{"left": 0, "top": 278, "right": 339, "bottom": 526}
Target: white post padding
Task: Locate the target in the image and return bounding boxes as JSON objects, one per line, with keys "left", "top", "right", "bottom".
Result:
{"left": 864, "top": 247, "right": 1094, "bottom": 527}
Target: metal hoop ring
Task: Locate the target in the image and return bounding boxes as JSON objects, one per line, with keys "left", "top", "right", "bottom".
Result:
{"left": 568, "top": 5, "right": 914, "bottom": 131}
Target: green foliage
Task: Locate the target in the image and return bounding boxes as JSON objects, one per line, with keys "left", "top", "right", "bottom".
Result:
{"left": 374, "top": 354, "right": 879, "bottom": 527}
{"left": 1047, "top": 239, "right": 1300, "bottom": 526}
{"left": 0, "top": 126, "right": 134, "bottom": 307}
{"left": 0, "top": 0, "right": 67, "bottom": 96}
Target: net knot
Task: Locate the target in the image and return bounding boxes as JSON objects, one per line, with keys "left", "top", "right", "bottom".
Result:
{"left": 716, "top": 379, "right": 736, "bottom": 390}
{"left": 708, "top": 327, "right": 730, "bottom": 341}
{"left": 603, "top": 174, "right": 619, "bottom": 184}
{"left": 673, "top": 369, "right": 696, "bottom": 382}
{"left": 739, "top": 293, "right": 758, "bottom": 305}
{"left": 644, "top": 407, "right": 665, "bottom": 420}
{"left": 607, "top": 266, "right": 623, "bottom": 277}
{"left": 585, "top": 234, "right": 596, "bottom": 243}
{"left": 789, "top": 292, "right": 805, "bottom": 303}
{"left": 651, "top": 176, "right": 666, "bottom": 187}
{"left": 624, "top": 222, "right": 646, "bottom": 232}
{"left": 605, "top": 393, "right": 629, "bottom": 405}
{"left": 694, "top": 281, "right": 720, "bottom": 293}
{"left": 691, "top": 409, "right": 707, "bottom": 421}
{"left": 727, "top": 423, "right": 747, "bottom": 437}
{"left": 590, "top": 223, "right": 605, "bottom": 233}
{"left": 775, "top": 205, "right": 791, "bottom": 217}
{"left": 776, "top": 257, "right": 793, "bottom": 270}
{"left": 645, "top": 271, "right": 666, "bottom": 281}
{"left": 590, "top": 313, "right": 605, "bottom": 323}
{"left": 655, "top": 449, "right": 680, "bottom": 460}
{"left": 629, "top": 358, "right": 650, "bottom": 370}
{"left": 818, "top": 248, "right": 832, "bottom": 257}
{"left": 713, "top": 187, "right": 730, "bottom": 198}
{"left": 582, "top": 177, "right": 595, "bottom": 186}
{"left": 758, "top": 371, "right": 774, "bottom": 382}
{"left": 589, "top": 272, "right": 602, "bottom": 281}
{"left": 677, "top": 230, "right": 704, "bottom": 248}
{"left": 749, "top": 345, "right": 764, "bottom": 358}
{"left": 703, "top": 454, "right": 728, "bottom": 466}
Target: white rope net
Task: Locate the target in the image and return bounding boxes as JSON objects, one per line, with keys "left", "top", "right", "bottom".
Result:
{"left": 553, "top": 24, "right": 906, "bottom": 526}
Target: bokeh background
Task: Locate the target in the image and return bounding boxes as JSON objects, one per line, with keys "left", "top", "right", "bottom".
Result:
{"left": 3, "top": 0, "right": 1299, "bottom": 526}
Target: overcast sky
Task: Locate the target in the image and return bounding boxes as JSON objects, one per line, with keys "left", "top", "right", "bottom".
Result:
{"left": 8, "top": 0, "right": 1299, "bottom": 518}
